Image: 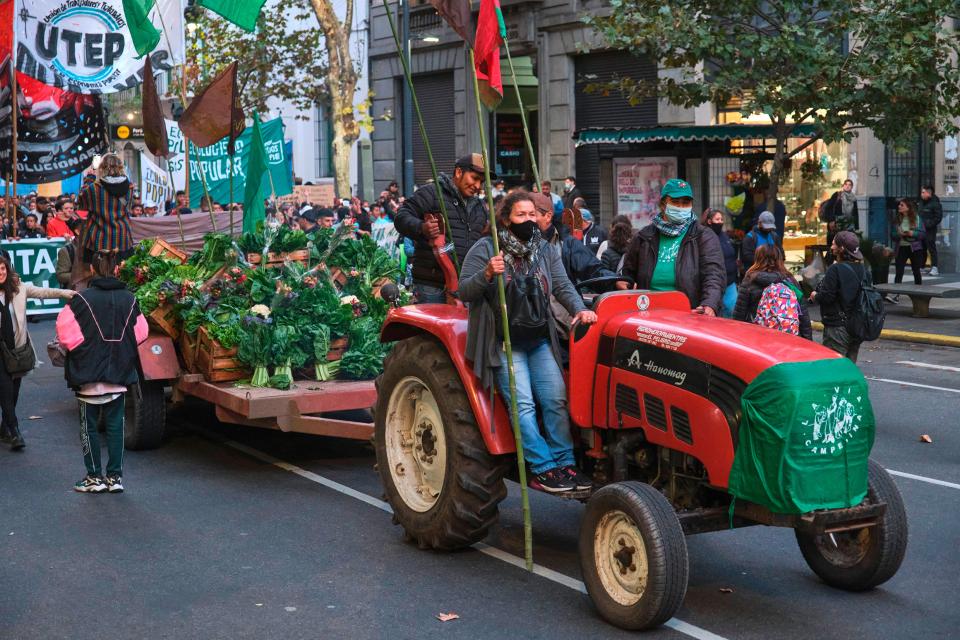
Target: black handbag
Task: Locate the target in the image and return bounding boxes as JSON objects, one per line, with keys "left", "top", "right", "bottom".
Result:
{"left": 1, "top": 335, "right": 36, "bottom": 376}
{"left": 498, "top": 273, "right": 550, "bottom": 343}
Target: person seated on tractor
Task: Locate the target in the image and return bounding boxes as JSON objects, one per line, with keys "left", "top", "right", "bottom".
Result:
{"left": 617, "top": 179, "right": 725, "bottom": 315}
{"left": 531, "top": 192, "right": 616, "bottom": 339}
{"left": 459, "top": 190, "right": 597, "bottom": 494}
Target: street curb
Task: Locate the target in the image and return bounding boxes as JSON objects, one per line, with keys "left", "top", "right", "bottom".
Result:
{"left": 811, "top": 321, "right": 960, "bottom": 348}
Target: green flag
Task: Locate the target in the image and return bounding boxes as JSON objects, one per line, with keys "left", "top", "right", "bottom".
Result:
{"left": 243, "top": 115, "right": 269, "bottom": 233}
{"left": 123, "top": 0, "right": 161, "bottom": 57}
{"left": 197, "top": 0, "right": 268, "bottom": 32}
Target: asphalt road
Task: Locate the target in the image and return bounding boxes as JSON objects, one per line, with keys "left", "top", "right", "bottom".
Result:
{"left": 1, "top": 320, "right": 958, "bottom": 640}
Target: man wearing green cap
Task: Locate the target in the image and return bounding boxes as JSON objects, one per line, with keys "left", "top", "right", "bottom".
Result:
{"left": 618, "top": 178, "right": 725, "bottom": 315}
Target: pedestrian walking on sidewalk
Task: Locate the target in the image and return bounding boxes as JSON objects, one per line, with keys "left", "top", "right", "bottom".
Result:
{"left": 919, "top": 185, "right": 942, "bottom": 277}
{"left": 810, "top": 231, "right": 870, "bottom": 362}
{"left": 893, "top": 198, "right": 924, "bottom": 286}
{"left": 0, "top": 255, "right": 75, "bottom": 451}
{"left": 56, "top": 250, "right": 148, "bottom": 493}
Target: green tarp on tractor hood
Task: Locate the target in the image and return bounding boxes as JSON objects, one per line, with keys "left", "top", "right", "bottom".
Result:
{"left": 727, "top": 358, "right": 875, "bottom": 515}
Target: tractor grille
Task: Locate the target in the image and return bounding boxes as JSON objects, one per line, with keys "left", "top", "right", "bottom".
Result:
{"left": 643, "top": 394, "right": 668, "bottom": 431}
{"left": 615, "top": 384, "right": 642, "bottom": 420}
{"left": 707, "top": 369, "right": 747, "bottom": 446}
{"left": 671, "top": 407, "right": 693, "bottom": 444}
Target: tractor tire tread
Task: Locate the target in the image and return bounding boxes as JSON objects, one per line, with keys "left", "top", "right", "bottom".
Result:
{"left": 124, "top": 380, "right": 166, "bottom": 451}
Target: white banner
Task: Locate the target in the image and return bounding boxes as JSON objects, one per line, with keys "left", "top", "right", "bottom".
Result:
{"left": 165, "top": 118, "right": 186, "bottom": 191}
{"left": 140, "top": 152, "right": 171, "bottom": 213}
{"left": 15, "top": 0, "right": 185, "bottom": 94}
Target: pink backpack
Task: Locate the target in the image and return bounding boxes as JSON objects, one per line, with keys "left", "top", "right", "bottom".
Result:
{"left": 753, "top": 282, "right": 801, "bottom": 335}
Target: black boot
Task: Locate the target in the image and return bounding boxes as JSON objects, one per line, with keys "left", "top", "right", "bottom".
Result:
{"left": 8, "top": 424, "right": 24, "bottom": 451}
{"left": 0, "top": 424, "right": 10, "bottom": 445}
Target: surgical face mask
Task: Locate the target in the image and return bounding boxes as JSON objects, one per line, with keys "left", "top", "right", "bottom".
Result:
{"left": 663, "top": 204, "right": 693, "bottom": 224}
{"left": 510, "top": 220, "right": 538, "bottom": 242}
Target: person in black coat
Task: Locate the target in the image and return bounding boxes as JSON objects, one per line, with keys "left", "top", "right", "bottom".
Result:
{"left": 919, "top": 185, "right": 943, "bottom": 276}
{"left": 701, "top": 208, "right": 738, "bottom": 317}
{"left": 562, "top": 176, "right": 583, "bottom": 210}
{"left": 810, "top": 231, "right": 870, "bottom": 362}
{"left": 732, "top": 244, "right": 812, "bottom": 339}
{"left": 394, "top": 154, "right": 489, "bottom": 303}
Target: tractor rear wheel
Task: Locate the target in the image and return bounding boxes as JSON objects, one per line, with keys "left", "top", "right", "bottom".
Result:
{"left": 124, "top": 379, "right": 166, "bottom": 451}
{"left": 580, "top": 482, "right": 688, "bottom": 631}
{"left": 795, "top": 459, "right": 908, "bottom": 591}
{"left": 375, "top": 336, "right": 508, "bottom": 550}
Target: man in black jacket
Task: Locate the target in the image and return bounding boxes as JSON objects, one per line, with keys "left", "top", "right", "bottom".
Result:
{"left": 394, "top": 154, "right": 488, "bottom": 303}
{"left": 811, "top": 231, "right": 869, "bottom": 362}
{"left": 56, "top": 252, "right": 148, "bottom": 493}
{"left": 562, "top": 176, "right": 583, "bottom": 210}
{"left": 919, "top": 185, "right": 943, "bottom": 276}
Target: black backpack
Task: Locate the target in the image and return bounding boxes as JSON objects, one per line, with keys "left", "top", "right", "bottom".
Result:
{"left": 494, "top": 272, "right": 550, "bottom": 343}
{"left": 840, "top": 263, "right": 885, "bottom": 341}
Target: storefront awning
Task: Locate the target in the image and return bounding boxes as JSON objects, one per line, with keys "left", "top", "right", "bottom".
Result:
{"left": 575, "top": 123, "right": 821, "bottom": 146}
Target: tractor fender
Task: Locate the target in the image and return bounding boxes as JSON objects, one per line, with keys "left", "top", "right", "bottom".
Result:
{"left": 137, "top": 333, "right": 180, "bottom": 382}
{"left": 381, "top": 305, "right": 515, "bottom": 456}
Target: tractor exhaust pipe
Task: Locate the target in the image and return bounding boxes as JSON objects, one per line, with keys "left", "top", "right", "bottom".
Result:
{"left": 612, "top": 431, "right": 647, "bottom": 482}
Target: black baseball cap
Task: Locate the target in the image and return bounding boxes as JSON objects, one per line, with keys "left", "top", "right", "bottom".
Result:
{"left": 455, "top": 152, "right": 492, "bottom": 177}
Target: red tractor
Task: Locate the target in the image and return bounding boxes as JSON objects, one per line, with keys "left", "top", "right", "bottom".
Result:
{"left": 374, "top": 284, "right": 907, "bottom": 630}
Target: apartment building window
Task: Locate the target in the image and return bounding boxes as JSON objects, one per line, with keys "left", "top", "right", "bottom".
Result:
{"left": 315, "top": 102, "right": 332, "bottom": 178}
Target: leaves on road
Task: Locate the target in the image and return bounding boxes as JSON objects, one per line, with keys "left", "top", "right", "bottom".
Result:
{"left": 719, "top": 588, "right": 734, "bottom": 594}
{"left": 436, "top": 612, "right": 460, "bottom": 622}
{"left": 920, "top": 434, "right": 933, "bottom": 443}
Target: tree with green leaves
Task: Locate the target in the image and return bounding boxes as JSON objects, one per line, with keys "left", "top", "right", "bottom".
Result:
{"left": 184, "top": 0, "right": 367, "bottom": 195}
{"left": 590, "top": 1, "right": 960, "bottom": 209}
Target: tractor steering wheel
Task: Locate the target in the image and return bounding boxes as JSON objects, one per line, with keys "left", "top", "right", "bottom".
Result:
{"left": 574, "top": 275, "right": 635, "bottom": 295}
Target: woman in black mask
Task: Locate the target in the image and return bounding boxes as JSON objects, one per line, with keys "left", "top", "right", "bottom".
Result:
{"left": 459, "top": 190, "right": 596, "bottom": 494}
{"left": 701, "top": 208, "right": 738, "bottom": 317}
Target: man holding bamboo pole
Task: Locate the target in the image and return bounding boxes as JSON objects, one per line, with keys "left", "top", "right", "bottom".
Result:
{"left": 394, "top": 154, "right": 489, "bottom": 303}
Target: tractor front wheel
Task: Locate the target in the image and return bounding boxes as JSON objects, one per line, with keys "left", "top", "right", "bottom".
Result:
{"left": 795, "top": 459, "right": 908, "bottom": 591}
{"left": 375, "top": 337, "right": 508, "bottom": 550}
{"left": 580, "top": 482, "right": 688, "bottom": 631}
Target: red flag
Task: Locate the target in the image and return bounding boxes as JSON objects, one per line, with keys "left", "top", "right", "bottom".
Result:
{"left": 142, "top": 56, "right": 169, "bottom": 158}
{"left": 179, "top": 62, "right": 245, "bottom": 154}
{"left": 474, "top": 0, "right": 505, "bottom": 109}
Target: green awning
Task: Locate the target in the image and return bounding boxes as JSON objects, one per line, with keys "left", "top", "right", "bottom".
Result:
{"left": 576, "top": 123, "right": 821, "bottom": 146}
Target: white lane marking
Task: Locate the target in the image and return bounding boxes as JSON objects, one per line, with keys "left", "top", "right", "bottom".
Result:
{"left": 866, "top": 377, "right": 960, "bottom": 394}
{"left": 888, "top": 470, "right": 960, "bottom": 491}
{"left": 200, "top": 429, "right": 729, "bottom": 640}
{"left": 895, "top": 361, "right": 960, "bottom": 373}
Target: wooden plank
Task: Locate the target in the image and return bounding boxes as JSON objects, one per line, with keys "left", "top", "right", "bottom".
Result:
{"left": 177, "top": 377, "right": 377, "bottom": 419}
{"left": 214, "top": 403, "right": 373, "bottom": 440}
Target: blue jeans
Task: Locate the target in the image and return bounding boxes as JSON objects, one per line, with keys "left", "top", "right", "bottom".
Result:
{"left": 494, "top": 339, "right": 575, "bottom": 475}
{"left": 413, "top": 283, "right": 446, "bottom": 304}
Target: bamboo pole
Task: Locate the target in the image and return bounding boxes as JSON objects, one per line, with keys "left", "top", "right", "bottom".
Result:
{"left": 469, "top": 47, "right": 533, "bottom": 572}
{"left": 10, "top": 60, "right": 19, "bottom": 239}
{"left": 381, "top": 0, "right": 457, "bottom": 269}
{"left": 229, "top": 152, "right": 235, "bottom": 235}
{"left": 503, "top": 44, "right": 541, "bottom": 190}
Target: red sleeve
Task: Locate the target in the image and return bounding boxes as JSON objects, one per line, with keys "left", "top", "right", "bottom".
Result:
{"left": 56, "top": 304, "right": 85, "bottom": 351}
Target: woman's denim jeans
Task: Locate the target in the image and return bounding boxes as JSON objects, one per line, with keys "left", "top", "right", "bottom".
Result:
{"left": 494, "top": 338, "right": 575, "bottom": 475}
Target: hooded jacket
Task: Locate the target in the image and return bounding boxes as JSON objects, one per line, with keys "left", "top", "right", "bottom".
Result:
{"left": 394, "top": 173, "right": 488, "bottom": 287}
{"left": 56, "top": 277, "right": 148, "bottom": 389}
{"left": 621, "top": 222, "right": 725, "bottom": 312}
{"left": 732, "top": 270, "right": 812, "bottom": 339}
{"left": 77, "top": 177, "right": 134, "bottom": 253}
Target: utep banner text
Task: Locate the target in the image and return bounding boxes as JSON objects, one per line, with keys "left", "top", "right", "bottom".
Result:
{"left": 187, "top": 117, "right": 293, "bottom": 208}
{"left": 1, "top": 239, "right": 67, "bottom": 315}
{"left": 13, "top": 0, "right": 185, "bottom": 94}
{"left": 1, "top": 1, "right": 109, "bottom": 183}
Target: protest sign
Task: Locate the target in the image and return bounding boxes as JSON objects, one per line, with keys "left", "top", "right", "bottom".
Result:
{"left": 140, "top": 152, "right": 172, "bottom": 212}
{"left": 1, "top": 239, "right": 67, "bottom": 315}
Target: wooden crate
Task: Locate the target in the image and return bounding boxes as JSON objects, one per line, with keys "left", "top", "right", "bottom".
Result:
{"left": 148, "top": 238, "right": 188, "bottom": 263}
{"left": 246, "top": 249, "right": 309, "bottom": 267}
{"left": 326, "top": 336, "right": 348, "bottom": 362}
{"left": 179, "top": 331, "right": 199, "bottom": 373}
{"left": 197, "top": 326, "right": 249, "bottom": 382}
{"left": 148, "top": 302, "right": 180, "bottom": 339}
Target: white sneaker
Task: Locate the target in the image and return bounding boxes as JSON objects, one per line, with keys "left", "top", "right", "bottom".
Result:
{"left": 929, "top": 267, "right": 939, "bottom": 277}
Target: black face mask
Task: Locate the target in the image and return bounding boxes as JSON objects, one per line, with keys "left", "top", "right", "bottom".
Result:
{"left": 709, "top": 222, "right": 724, "bottom": 235}
{"left": 510, "top": 220, "right": 537, "bottom": 242}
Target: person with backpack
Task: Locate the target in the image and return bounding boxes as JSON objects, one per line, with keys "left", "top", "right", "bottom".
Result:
{"left": 55, "top": 250, "right": 149, "bottom": 493}
{"left": 459, "top": 190, "right": 596, "bottom": 494}
{"left": 740, "top": 211, "right": 780, "bottom": 273}
{"left": 810, "top": 231, "right": 883, "bottom": 362}
{"left": 732, "top": 244, "right": 812, "bottom": 339}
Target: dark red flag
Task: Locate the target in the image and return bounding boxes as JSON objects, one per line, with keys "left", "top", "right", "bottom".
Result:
{"left": 427, "top": 0, "right": 474, "bottom": 46}
{"left": 141, "top": 56, "right": 169, "bottom": 158}
{"left": 179, "top": 62, "right": 245, "bottom": 154}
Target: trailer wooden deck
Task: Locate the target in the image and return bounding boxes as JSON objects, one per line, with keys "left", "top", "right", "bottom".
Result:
{"left": 175, "top": 374, "right": 377, "bottom": 440}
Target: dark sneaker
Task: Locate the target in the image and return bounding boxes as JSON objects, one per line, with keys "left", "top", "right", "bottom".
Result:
{"left": 529, "top": 468, "right": 576, "bottom": 494}
{"left": 105, "top": 476, "right": 124, "bottom": 493}
{"left": 562, "top": 466, "right": 593, "bottom": 490}
{"left": 74, "top": 475, "right": 107, "bottom": 493}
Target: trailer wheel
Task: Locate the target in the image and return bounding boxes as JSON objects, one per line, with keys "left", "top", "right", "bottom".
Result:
{"left": 124, "top": 380, "right": 167, "bottom": 451}
{"left": 796, "top": 459, "right": 908, "bottom": 591}
{"left": 375, "top": 337, "right": 508, "bottom": 550}
{"left": 580, "top": 482, "right": 688, "bottom": 631}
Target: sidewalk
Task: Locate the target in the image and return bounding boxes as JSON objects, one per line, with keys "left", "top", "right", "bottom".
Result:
{"left": 808, "top": 269, "right": 960, "bottom": 345}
